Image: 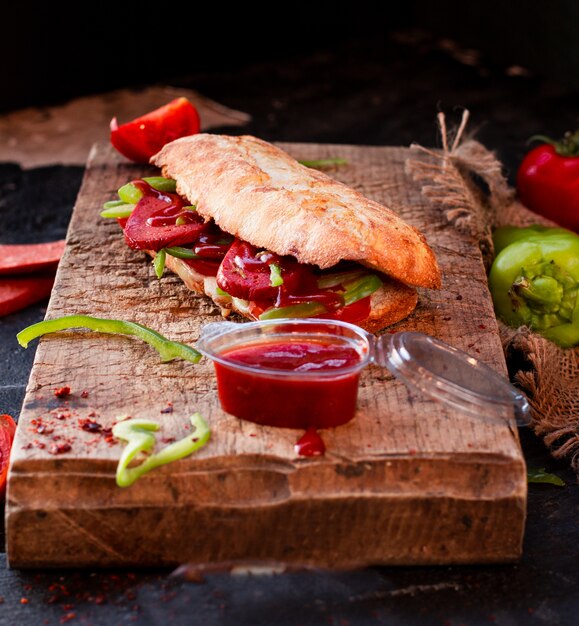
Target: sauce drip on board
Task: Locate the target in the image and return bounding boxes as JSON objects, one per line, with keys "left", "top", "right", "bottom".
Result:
{"left": 294, "top": 427, "right": 326, "bottom": 457}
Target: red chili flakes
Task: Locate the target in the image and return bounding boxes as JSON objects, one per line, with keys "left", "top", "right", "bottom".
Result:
{"left": 78, "top": 418, "right": 102, "bottom": 434}
{"left": 49, "top": 441, "right": 72, "bottom": 455}
{"left": 161, "top": 437, "right": 176, "bottom": 444}
{"left": 20, "top": 597, "right": 29, "bottom": 604}
{"left": 50, "top": 408, "right": 72, "bottom": 421}
{"left": 60, "top": 613, "right": 77, "bottom": 624}
{"left": 30, "top": 417, "right": 54, "bottom": 436}
{"left": 478, "top": 324, "right": 487, "bottom": 330}
{"left": 160, "top": 402, "right": 174, "bottom": 414}
{"left": 80, "top": 390, "right": 89, "bottom": 399}
{"left": 54, "top": 386, "right": 71, "bottom": 399}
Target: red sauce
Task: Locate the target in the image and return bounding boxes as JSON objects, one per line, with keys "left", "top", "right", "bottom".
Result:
{"left": 294, "top": 427, "right": 326, "bottom": 456}
{"left": 213, "top": 338, "right": 362, "bottom": 430}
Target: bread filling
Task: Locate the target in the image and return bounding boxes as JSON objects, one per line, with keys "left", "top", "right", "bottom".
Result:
{"left": 104, "top": 177, "right": 383, "bottom": 323}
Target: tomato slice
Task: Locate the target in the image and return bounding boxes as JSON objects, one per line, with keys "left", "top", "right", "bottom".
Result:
{"left": 0, "top": 414, "right": 17, "bottom": 496}
{"left": 110, "top": 97, "right": 201, "bottom": 164}
{"left": 123, "top": 192, "right": 209, "bottom": 251}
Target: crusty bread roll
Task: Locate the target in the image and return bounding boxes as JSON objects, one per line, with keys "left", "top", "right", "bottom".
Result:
{"left": 142, "top": 134, "right": 441, "bottom": 331}
{"left": 151, "top": 134, "right": 441, "bottom": 289}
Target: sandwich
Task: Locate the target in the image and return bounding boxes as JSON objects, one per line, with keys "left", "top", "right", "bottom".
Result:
{"left": 103, "top": 134, "right": 441, "bottom": 332}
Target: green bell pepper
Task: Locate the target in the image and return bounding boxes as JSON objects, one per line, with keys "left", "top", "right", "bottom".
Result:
{"left": 493, "top": 224, "right": 574, "bottom": 255}
{"left": 489, "top": 226, "right": 579, "bottom": 347}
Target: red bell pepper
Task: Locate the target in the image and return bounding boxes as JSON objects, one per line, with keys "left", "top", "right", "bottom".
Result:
{"left": 110, "top": 97, "right": 201, "bottom": 164}
{"left": 0, "top": 414, "right": 17, "bottom": 496}
{"left": 516, "top": 130, "right": 579, "bottom": 232}
{"left": 0, "top": 240, "right": 65, "bottom": 274}
{"left": 0, "top": 275, "right": 55, "bottom": 317}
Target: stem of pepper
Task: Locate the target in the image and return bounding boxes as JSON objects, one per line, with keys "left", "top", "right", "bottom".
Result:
{"left": 17, "top": 314, "right": 201, "bottom": 363}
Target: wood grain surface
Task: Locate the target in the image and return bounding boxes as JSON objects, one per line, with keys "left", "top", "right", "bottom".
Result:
{"left": 5, "top": 142, "right": 526, "bottom": 569}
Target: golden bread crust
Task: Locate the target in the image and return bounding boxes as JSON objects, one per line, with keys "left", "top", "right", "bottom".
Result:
{"left": 151, "top": 134, "right": 441, "bottom": 289}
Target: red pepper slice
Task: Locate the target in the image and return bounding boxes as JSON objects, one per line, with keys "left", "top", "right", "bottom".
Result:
{"left": 0, "top": 414, "right": 17, "bottom": 495}
{"left": 123, "top": 187, "right": 208, "bottom": 251}
{"left": 0, "top": 240, "right": 65, "bottom": 275}
{"left": 110, "top": 97, "right": 201, "bottom": 164}
{"left": 0, "top": 275, "right": 55, "bottom": 317}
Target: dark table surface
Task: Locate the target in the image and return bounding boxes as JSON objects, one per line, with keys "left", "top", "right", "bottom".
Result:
{"left": 1, "top": 30, "right": 578, "bottom": 626}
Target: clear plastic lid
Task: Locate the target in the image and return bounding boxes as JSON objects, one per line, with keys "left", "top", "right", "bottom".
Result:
{"left": 197, "top": 320, "right": 530, "bottom": 427}
{"left": 375, "top": 331, "right": 530, "bottom": 426}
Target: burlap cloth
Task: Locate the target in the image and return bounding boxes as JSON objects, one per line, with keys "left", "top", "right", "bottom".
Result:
{"left": 406, "top": 111, "right": 579, "bottom": 475}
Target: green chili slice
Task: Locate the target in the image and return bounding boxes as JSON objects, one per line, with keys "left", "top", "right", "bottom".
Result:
{"left": 317, "top": 269, "right": 365, "bottom": 289}
{"left": 154, "top": 248, "right": 166, "bottom": 278}
{"left": 118, "top": 182, "right": 144, "bottom": 205}
{"left": 117, "top": 177, "right": 176, "bottom": 204}
{"left": 342, "top": 274, "right": 382, "bottom": 306}
{"left": 165, "top": 246, "right": 200, "bottom": 259}
{"left": 299, "top": 158, "right": 348, "bottom": 168}
{"left": 100, "top": 203, "right": 136, "bottom": 219}
{"left": 142, "top": 176, "right": 177, "bottom": 193}
{"left": 17, "top": 314, "right": 201, "bottom": 363}
{"left": 269, "top": 263, "right": 284, "bottom": 287}
{"left": 259, "top": 302, "right": 327, "bottom": 320}
{"left": 113, "top": 412, "right": 210, "bottom": 488}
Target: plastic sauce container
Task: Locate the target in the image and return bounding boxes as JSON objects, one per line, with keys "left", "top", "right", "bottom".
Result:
{"left": 196, "top": 319, "right": 530, "bottom": 455}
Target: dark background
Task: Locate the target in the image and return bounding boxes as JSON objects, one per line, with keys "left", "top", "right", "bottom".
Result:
{"left": 1, "top": 2, "right": 578, "bottom": 625}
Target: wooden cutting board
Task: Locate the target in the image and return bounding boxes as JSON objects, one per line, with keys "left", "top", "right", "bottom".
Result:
{"left": 6, "top": 142, "right": 526, "bottom": 569}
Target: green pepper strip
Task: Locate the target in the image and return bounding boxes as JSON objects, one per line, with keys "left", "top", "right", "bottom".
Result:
{"left": 258, "top": 273, "right": 382, "bottom": 320}
{"left": 100, "top": 203, "right": 136, "bottom": 219}
{"left": 113, "top": 412, "right": 210, "bottom": 488}
{"left": 154, "top": 249, "right": 166, "bottom": 278}
{"left": 342, "top": 274, "right": 382, "bottom": 306}
{"left": 142, "top": 176, "right": 177, "bottom": 193}
{"left": 317, "top": 269, "right": 365, "bottom": 289}
{"left": 117, "top": 176, "right": 176, "bottom": 204}
{"left": 17, "top": 314, "right": 201, "bottom": 363}
{"left": 259, "top": 302, "right": 327, "bottom": 320}
{"left": 269, "top": 263, "right": 284, "bottom": 287}
{"left": 165, "top": 247, "right": 199, "bottom": 259}
{"left": 298, "top": 158, "right": 348, "bottom": 168}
